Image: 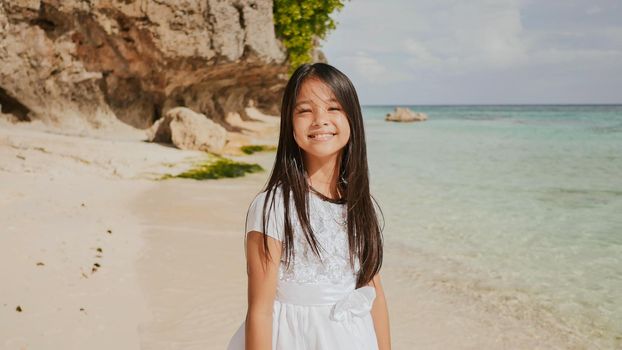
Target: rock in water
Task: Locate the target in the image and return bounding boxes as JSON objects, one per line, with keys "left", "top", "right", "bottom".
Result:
{"left": 149, "top": 107, "right": 227, "bottom": 152}
{"left": 385, "top": 107, "right": 428, "bottom": 122}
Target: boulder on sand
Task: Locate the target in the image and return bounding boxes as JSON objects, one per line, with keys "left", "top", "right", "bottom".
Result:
{"left": 385, "top": 107, "right": 428, "bottom": 122}
{"left": 148, "top": 107, "right": 227, "bottom": 152}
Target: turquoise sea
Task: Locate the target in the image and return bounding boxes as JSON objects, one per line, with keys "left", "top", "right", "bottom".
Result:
{"left": 363, "top": 105, "right": 622, "bottom": 348}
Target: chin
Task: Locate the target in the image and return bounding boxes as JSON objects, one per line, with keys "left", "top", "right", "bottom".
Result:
{"left": 302, "top": 147, "right": 346, "bottom": 160}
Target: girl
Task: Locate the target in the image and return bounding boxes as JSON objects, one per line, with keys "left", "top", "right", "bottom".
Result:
{"left": 228, "top": 63, "right": 391, "bottom": 350}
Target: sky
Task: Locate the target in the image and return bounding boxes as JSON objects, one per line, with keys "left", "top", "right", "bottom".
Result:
{"left": 320, "top": 0, "right": 622, "bottom": 105}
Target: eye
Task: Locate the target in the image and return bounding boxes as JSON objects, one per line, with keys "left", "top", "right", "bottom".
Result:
{"left": 328, "top": 107, "right": 341, "bottom": 111}
{"left": 296, "top": 109, "right": 311, "bottom": 114}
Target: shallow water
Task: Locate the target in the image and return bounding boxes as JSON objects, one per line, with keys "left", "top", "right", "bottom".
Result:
{"left": 365, "top": 105, "right": 622, "bottom": 348}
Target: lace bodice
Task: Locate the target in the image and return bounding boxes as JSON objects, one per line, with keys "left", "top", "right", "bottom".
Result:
{"left": 245, "top": 187, "right": 360, "bottom": 285}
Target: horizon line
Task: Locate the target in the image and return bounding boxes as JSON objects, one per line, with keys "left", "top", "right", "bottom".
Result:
{"left": 361, "top": 103, "right": 622, "bottom": 107}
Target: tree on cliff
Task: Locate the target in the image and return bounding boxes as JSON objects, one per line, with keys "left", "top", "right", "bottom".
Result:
{"left": 273, "top": 0, "right": 346, "bottom": 72}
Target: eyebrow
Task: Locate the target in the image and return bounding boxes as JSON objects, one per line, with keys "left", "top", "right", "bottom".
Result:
{"left": 295, "top": 98, "right": 339, "bottom": 107}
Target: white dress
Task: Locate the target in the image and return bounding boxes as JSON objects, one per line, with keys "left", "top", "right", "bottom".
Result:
{"left": 227, "top": 187, "right": 378, "bottom": 350}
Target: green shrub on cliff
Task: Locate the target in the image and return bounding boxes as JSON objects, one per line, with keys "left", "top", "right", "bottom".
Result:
{"left": 273, "top": 0, "right": 346, "bottom": 71}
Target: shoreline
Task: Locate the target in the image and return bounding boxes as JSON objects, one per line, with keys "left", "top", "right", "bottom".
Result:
{"left": 383, "top": 240, "right": 598, "bottom": 349}
{"left": 130, "top": 155, "right": 586, "bottom": 349}
{"left": 0, "top": 117, "right": 598, "bottom": 349}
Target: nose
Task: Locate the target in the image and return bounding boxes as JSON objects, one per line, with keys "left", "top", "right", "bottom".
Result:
{"left": 311, "top": 108, "right": 330, "bottom": 126}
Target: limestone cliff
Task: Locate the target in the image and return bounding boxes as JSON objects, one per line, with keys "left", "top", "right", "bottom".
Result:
{"left": 0, "top": 0, "right": 289, "bottom": 132}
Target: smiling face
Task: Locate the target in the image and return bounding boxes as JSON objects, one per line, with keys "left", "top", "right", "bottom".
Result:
{"left": 292, "top": 78, "right": 351, "bottom": 163}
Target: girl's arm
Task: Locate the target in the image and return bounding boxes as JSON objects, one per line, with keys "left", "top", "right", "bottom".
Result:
{"left": 368, "top": 273, "right": 391, "bottom": 350}
{"left": 245, "top": 231, "right": 282, "bottom": 350}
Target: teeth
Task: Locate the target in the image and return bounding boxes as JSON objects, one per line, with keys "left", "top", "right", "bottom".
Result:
{"left": 309, "top": 133, "right": 334, "bottom": 140}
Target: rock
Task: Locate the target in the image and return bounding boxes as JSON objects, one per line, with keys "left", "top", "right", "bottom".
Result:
{"left": 0, "top": 1, "right": 289, "bottom": 132}
{"left": 385, "top": 107, "right": 428, "bottom": 122}
{"left": 149, "top": 107, "right": 227, "bottom": 152}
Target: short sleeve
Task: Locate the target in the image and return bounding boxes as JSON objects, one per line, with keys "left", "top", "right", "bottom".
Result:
{"left": 245, "top": 190, "right": 285, "bottom": 242}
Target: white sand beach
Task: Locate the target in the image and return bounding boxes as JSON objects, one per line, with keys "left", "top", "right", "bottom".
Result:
{"left": 0, "top": 113, "right": 581, "bottom": 349}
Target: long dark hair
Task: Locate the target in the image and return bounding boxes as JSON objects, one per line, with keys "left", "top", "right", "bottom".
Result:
{"left": 259, "top": 63, "right": 383, "bottom": 288}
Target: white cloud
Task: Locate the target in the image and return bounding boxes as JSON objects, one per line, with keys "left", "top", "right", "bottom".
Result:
{"left": 339, "top": 52, "right": 407, "bottom": 84}
{"left": 321, "top": 0, "right": 622, "bottom": 104}
{"left": 586, "top": 6, "right": 602, "bottom": 15}
{"left": 402, "top": 39, "right": 442, "bottom": 68}
{"left": 327, "top": 0, "right": 529, "bottom": 75}
{"left": 410, "top": 0, "right": 528, "bottom": 72}
{"left": 349, "top": 53, "right": 386, "bottom": 80}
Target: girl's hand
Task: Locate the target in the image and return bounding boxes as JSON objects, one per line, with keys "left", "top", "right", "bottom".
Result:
{"left": 244, "top": 232, "right": 282, "bottom": 350}
{"left": 368, "top": 274, "right": 392, "bottom": 350}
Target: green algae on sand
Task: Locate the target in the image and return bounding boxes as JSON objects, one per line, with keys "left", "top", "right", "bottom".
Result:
{"left": 162, "top": 156, "right": 263, "bottom": 180}
{"left": 240, "top": 144, "right": 277, "bottom": 155}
